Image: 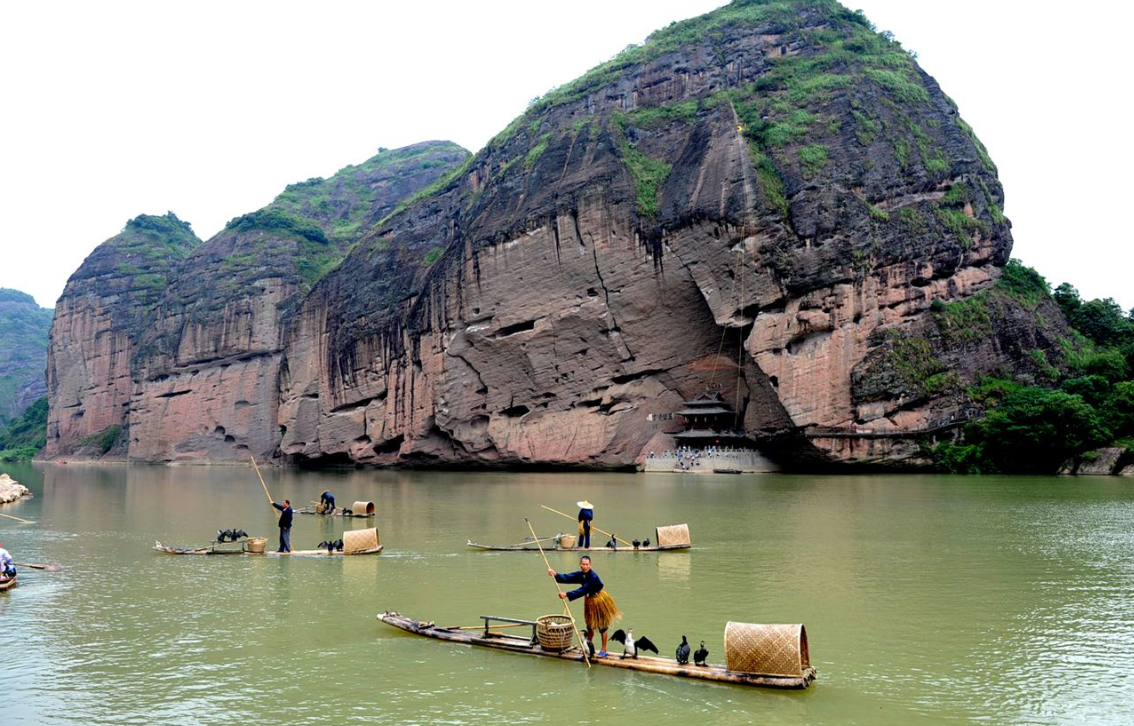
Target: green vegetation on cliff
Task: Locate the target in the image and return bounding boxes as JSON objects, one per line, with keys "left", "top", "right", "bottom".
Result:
{"left": 932, "top": 263, "right": 1134, "bottom": 474}
{"left": 91, "top": 212, "right": 202, "bottom": 310}
{"left": 233, "top": 142, "right": 470, "bottom": 292}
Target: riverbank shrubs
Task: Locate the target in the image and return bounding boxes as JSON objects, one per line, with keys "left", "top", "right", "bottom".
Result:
{"left": 0, "top": 396, "right": 47, "bottom": 461}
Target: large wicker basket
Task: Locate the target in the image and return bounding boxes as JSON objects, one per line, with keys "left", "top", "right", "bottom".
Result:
{"left": 536, "top": 614, "right": 575, "bottom": 652}
{"left": 558, "top": 534, "right": 577, "bottom": 549}
{"left": 724, "top": 622, "right": 810, "bottom": 677}
{"left": 655, "top": 523, "right": 692, "bottom": 547}
{"left": 351, "top": 500, "right": 376, "bottom": 516}
{"left": 342, "top": 527, "right": 380, "bottom": 553}
{"left": 245, "top": 537, "right": 267, "bottom": 554}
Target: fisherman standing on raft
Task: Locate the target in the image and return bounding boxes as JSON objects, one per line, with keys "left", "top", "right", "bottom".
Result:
{"left": 576, "top": 500, "right": 594, "bottom": 549}
{"left": 271, "top": 499, "right": 293, "bottom": 553}
{"left": 548, "top": 555, "right": 620, "bottom": 658}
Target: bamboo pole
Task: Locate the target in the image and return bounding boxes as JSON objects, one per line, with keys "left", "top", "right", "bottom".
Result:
{"left": 14, "top": 562, "right": 61, "bottom": 572}
{"left": 250, "top": 455, "right": 280, "bottom": 518}
{"left": 0, "top": 511, "right": 34, "bottom": 524}
{"left": 525, "top": 517, "right": 591, "bottom": 669}
{"left": 540, "top": 504, "right": 634, "bottom": 548}
{"left": 508, "top": 535, "right": 558, "bottom": 548}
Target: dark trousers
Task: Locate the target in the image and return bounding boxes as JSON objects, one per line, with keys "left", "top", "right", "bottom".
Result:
{"left": 580, "top": 524, "right": 590, "bottom": 548}
{"left": 278, "top": 527, "right": 291, "bottom": 553}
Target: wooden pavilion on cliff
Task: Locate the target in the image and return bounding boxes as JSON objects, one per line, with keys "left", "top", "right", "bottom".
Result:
{"left": 673, "top": 391, "right": 750, "bottom": 449}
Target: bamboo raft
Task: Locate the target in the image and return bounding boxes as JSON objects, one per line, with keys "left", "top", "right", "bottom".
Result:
{"left": 153, "top": 526, "right": 383, "bottom": 557}
{"left": 468, "top": 522, "right": 693, "bottom": 552}
{"left": 296, "top": 509, "right": 373, "bottom": 518}
{"left": 0, "top": 573, "right": 16, "bottom": 591}
{"left": 297, "top": 500, "right": 376, "bottom": 518}
{"left": 378, "top": 612, "right": 815, "bottom": 689}
{"left": 153, "top": 541, "right": 383, "bottom": 556}
{"left": 466, "top": 540, "right": 690, "bottom": 552}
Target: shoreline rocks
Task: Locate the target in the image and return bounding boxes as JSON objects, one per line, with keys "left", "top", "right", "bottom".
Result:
{"left": 0, "top": 473, "right": 31, "bottom": 504}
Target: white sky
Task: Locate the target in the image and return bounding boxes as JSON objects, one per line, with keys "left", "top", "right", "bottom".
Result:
{"left": 1, "top": 1, "right": 1130, "bottom": 311}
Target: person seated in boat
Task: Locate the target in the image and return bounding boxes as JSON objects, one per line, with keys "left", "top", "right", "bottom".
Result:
{"left": 271, "top": 499, "right": 293, "bottom": 553}
{"left": 548, "top": 555, "right": 620, "bottom": 658}
{"left": 0, "top": 540, "right": 15, "bottom": 580}
{"left": 576, "top": 500, "right": 594, "bottom": 548}
{"left": 319, "top": 490, "right": 337, "bottom": 515}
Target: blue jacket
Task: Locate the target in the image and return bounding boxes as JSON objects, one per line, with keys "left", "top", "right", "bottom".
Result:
{"left": 555, "top": 569, "right": 604, "bottom": 601}
{"left": 273, "top": 502, "right": 293, "bottom": 529}
{"left": 577, "top": 508, "right": 593, "bottom": 530}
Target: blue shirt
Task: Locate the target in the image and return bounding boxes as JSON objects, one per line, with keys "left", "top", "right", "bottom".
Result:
{"left": 554, "top": 569, "right": 604, "bottom": 601}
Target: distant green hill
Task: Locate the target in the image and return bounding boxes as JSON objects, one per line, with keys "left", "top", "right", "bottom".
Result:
{"left": 0, "top": 395, "right": 47, "bottom": 461}
{"left": 0, "top": 288, "right": 53, "bottom": 428}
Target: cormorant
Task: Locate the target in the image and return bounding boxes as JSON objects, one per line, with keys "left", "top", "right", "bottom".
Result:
{"left": 694, "top": 640, "right": 709, "bottom": 666}
{"left": 611, "top": 629, "right": 658, "bottom": 659}
{"left": 676, "top": 635, "right": 690, "bottom": 664}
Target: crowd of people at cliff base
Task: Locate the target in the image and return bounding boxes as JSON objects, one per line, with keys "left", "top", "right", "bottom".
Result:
{"left": 646, "top": 445, "right": 746, "bottom": 470}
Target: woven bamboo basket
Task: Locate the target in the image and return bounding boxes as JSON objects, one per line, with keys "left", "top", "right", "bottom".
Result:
{"left": 342, "top": 527, "right": 380, "bottom": 553}
{"left": 351, "top": 501, "right": 376, "bottom": 516}
{"left": 558, "top": 534, "right": 577, "bottom": 549}
{"left": 245, "top": 537, "right": 267, "bottom": 554}
{"left": 315, "top": 502, "right": 326, "bottom": 514}
{"left": 724, "top": 622, "right": 810, "bottom": 677}
{"left": 536, "top": 614, "right": 575, "bottom": 652}
{"left": 654, "top": 523, "right": 691, "bottom": 547}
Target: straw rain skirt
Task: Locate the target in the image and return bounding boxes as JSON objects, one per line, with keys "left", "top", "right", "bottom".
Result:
{"left": 584, "top": 590, "right": 620, "bottom": 632}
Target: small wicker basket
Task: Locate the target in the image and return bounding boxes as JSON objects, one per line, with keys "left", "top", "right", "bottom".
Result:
{"left": 537, "top": 614, "right": 575, "bottom": 652}
{"left": 245, "top": 537, "right": 267, "bottom": 554}
{"left": 558, "top": 534, "right": 577, "bottom": 549}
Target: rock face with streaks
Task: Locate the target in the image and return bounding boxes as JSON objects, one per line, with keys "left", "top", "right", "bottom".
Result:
{"left": 49, "top": 1, "right": 1066, "bottom": 470}
{"left": 45, "top": 214, "right": 201, "bottom": 458}
{"left": 45, "top": 142, "right": 469, "bottom": 462}
{"left": 277, "top": 0, "right": 1056, "bottom": 468}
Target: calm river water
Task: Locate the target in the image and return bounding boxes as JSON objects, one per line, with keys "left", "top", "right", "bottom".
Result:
{"left": 1, "top": 462, "right": 1132, "bottom": 725}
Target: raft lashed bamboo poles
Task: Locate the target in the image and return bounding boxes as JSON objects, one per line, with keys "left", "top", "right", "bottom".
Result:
{"left": 250, "top": 455, "right": 279, "bottom": 518}
{"left": 0, "top": 511, "right": 34, "bottom": 524}
{"left": 540, "top": 505, "right": 633, "bottom": 548}
{"left": 525, "top": 517, "right": 591, "bottom": 669}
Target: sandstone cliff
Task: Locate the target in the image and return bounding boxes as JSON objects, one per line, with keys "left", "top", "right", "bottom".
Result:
{"left": 46, "top": 142, "right": 469, "bottom": 461}
{"left": 45, "top": 214, "right": 200, "bottom": 458}
{"left": 48, "top": 1, "right": 1065, "bottom": 470}
{"left": 279, "top": 0, "right": 1045, "bottom": 469}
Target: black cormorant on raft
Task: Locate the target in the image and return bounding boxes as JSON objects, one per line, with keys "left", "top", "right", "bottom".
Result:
{"left": 377, "top": 612, "right": 816, "bottom": 689}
